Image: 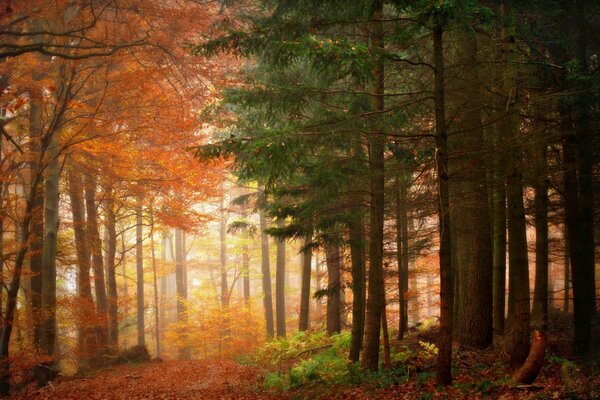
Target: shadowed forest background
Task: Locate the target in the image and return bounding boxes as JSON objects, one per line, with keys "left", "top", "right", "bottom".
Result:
{"left": 0, "top": 0, "right": 599, "bottom": 399}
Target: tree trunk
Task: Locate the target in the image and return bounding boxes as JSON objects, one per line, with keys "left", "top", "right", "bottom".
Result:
{"left": 501, "top": 4, "right": 530, "bottom": 368}
{"left": 448, "top": 27, "right": 493, "bottom": 349}
{"left": 491, "top": 140, "right": 507, "bottom": 334}
{"left": 135, "top": 194, "right": 145, "bottom": 348}
{"left": 561, "top": 0, "right": 596, "bottom": 356}
{"left": 259, "top": 208, "right": 274, "bottom": 339}
{"left": 39, "top": 132, "right": 60, "bottom": 359}
{"left": 240, "top": 205, "right": 251, "bottom": 306}
{"left": 29, "top": 88, "right": 44, "bottom": 349}
{"left": 219, "top": 199, "right": 231, "bottom": 342}
{"left": 326, "top": 239, "right": 341, "bottom": 335}
{"left": 299, "top": 230, "right": 312, "bottom": 331}
{"left": 175, "top": 228, "right": 189, "bottom": 359}
{"left": 85, "top": 173, "right": 108, "bottom": 355}
{"left": 532, "top": 132, "right": 549, "bottom": 330}
{"left": 362, "top": 0, "right": 385, "bottom": 371}
{"left": 349, "top": 215, "right": 365, "bottom": 362}
{"left": 275, "top": 219, "right": 286, "bottom": 338}
{"left": 563, "top": 224, "right": 570, "bottom": 313}
{"left": 67, "top": 169, "right": 96, "bottom": 366}
{"left": 395, "top": 176, "right": 409, "bottom": 339}
{"left": 103, "top": 183, "right": 118, "bottom": 353}
{"left": 433, "top": 24, "right": 453, "bottom": 386}
{"left": 149, "top": 211, "right": 160, "bottom": 358}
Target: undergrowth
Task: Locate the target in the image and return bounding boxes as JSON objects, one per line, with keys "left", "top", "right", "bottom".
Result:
{"left": 243, "top": 331, "right": 434, "bottom": 391}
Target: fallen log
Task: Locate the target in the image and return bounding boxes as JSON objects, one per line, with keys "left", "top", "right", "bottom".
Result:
{"left": 512, "top": 330, "right": 547, "bottom": 384}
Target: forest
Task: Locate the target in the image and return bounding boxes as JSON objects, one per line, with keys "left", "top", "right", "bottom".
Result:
{"left": 0, "top": 0, "right": 598, "bottom": 399}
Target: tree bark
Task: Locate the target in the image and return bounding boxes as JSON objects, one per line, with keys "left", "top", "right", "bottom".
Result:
{"left": 28, "top": 85, "right": 44, "bottom": 349}
{"left": 448, "top": 27, "right": 493, "bottom": 350}
{"left": 275, "top": 219, "right": 286, "bottom": 337}
{"left": 135, "top": 194, "right": 145, "bottom": 348}
{"left": 259, "top": 208, "right": 275, "bottom": 339}
{"left": 299, "top": 230, "right": 312, "bottom": 331}
{"left": 433, "top": 23, "right": 454, "bottom": 386}
{"left": 362, "top": 0, "right": 385, "bottom": 371}
{"left": 326, "top": 238, "right": 341, "bottom": 335}
{"left": 240, "top": 204, "right": 251, "bottom": 306}
{"left": 85, "top": 173, "right": 108, "bottom": 355}
{"left": 175, "top": 228, "right": 189, "bottom": 359}
{"left": 395, "top": 176, "right": 409, "bottom": 339}
{"left": 103, "top": 183, "right": 118, "bottom": 353}
{"left": 532, "top": 131, "right": 549, "bottom": 330}
{"left": 67, "top": 169, "right": 96, "bottom": 366}
{"left": 348, "top": 215, "right": 365, "bottom": 362}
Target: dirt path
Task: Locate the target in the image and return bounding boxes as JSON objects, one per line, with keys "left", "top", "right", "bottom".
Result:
{"left": 12, "top": 360, "right": 289, "bottom": 400}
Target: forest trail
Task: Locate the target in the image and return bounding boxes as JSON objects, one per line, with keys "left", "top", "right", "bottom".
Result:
{"left": 12, "top": 360, "right": 288, "bottom": 400}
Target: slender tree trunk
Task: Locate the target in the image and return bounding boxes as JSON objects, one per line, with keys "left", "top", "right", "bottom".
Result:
{"left": 395, "top": 176, "right": 409, "bottom": 339}
{"left": 501, "top": 3, "right": 530, "bottom": 367}
{"left": 135, "top": 194, "right": 145, "bottom": 348}
{"left": 362, "top": 0, "right": 385, "bottom": 371}
{"left": 275, "top": 219, "right": 286, "bottom": 337}
{"left": 563, "top": 224, "right": 570, "bottom": 313}
{"left": 175, "top": 228, "right": 189, "bottom": 359}
{"left": 39, "top": 133, "right": 60, "bottom": 360}
{"left": 299, "top": 229, "right": 312, "bottom": 331}
{"left": 349, "top": 215, "right": 365, "bottom": 362}
{"left": 67, "top": 169, "right": 96, "bottom": 366}
{"left": 103, "top": 184, "right": 118, "bottom": 353}
{"left": 219, "top": 199, "right": 231, "bottom": 343}
{"left": 491, "top": 121, "right": 507, "bottom": 334}
{"left": 259, "top": 208, "right": 274, "bottom": 339}
{"left": 433, "top": 24, "right": 453, "bottom": 386}
{"left": 326, "top": 238, "right": 341, "bottom": 335}
{"left": 85, "top": 173, "right": 108, "bottom": 355}
{"left": 381, "top": 295, "right": 391, "bottom": 370}
{"left": 240, "top": 205, "right": 251, "bottom": 306}
{"left": 532, "top": 132, "right": 549, "bottom": 330}
{"left": 149, "top": 211, "right": 160, "bottom": 358}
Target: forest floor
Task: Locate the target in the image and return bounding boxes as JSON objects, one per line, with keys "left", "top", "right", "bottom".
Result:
{"left": 10, "top": 354, "right": 600, "bottom": 400}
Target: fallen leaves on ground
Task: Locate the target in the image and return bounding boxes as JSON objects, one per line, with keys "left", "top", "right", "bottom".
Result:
{"left": 12, "top": 360, "right": 290, "bottom": 400}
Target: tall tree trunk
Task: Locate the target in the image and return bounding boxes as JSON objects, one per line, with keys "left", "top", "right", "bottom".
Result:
{"left": 563, "top": 224, "right": 570, "bottom": 313}
{"left": 85, "top": 173, "right": 108, "bottom": 355}
{"left": 219, "top": 199, "right": 230, "bottom": 342}
{"left": 240, "top": 204, "right": 251, "bottom": 306}
{"left": 103, "top": 183, "right": 118, "bottom": 353}
{"left": 362, "top": 0, "right": 385, "bottom": 371}
{"left": 135, "top": 194, "right": 145, "bottom": 348}
{"left": 561, "top": 0, "right": 596, "bottom": 355}
{"left": 275, "top": 219, "right": 286, "bottom": 338}
{"left": 349, "top": 215, "right": 365, "bottom": 362}
{"left": 39, "top": 132, "right": 60, "bottom": 359}
{"left": 67, "top": 169, "right": 96, "bottom": 366}
{"left": 299, "top": 229, "right": 312, "bottom": 331}
{"left": 395, "top": 176, "right": 409, "bottom": 339}
{"left": 532, "top": 130, "right": 549, "bottom": 330}
{"left": 502, "top": 3, "right": 530, "bottom": 368}
{"left": 259, "top": 208, "right": 274, "bottom": 339}
{"left": 175, "top": 228, "right": 189, "bottom": 359}
{"left": 448, "top": 27, "right": 493, "bottom": 349}
{"left": 491, "top": 121, "right": 507, "bottom": 334}
{"left": 29, "top": 85, "right": 44, "bottom": 349}
{"left": 149, "top": 211, "right": 160, "bottom": 358}
{"left": 326, "top": 238, "right": 341, "bottom": 335}
{"left": 433, "top": 23, "right": 453, "bottom": 386}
